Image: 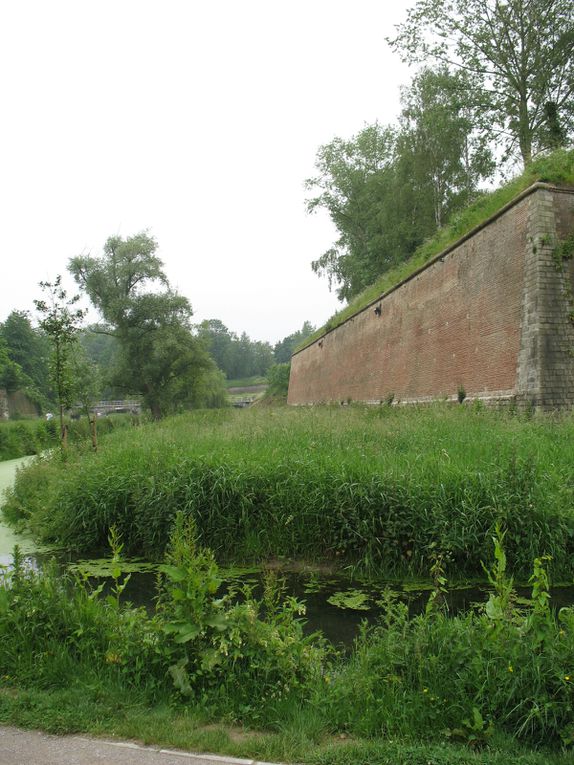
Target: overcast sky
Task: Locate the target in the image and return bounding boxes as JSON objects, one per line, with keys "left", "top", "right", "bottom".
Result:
{"left": 0, "top": 0, "right": 413, "bottom": 344}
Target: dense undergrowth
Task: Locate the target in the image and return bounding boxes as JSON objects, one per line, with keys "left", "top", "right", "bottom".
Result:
{"left": 3, "top": 404, "right": 574, "bottom": 581}
{"left": 0, "top": 526, "right": 573, "bottom": 763}
{"left": 0, "top": 414, "right": 140, "bottom": 461}
{"left": 297, "top": 148, "right": 574, "bottom": 351}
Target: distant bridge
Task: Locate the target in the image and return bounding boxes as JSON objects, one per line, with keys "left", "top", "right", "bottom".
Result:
{"left": 90, "top": 400, "right": 142, "bottom": 416}
{"left": 231, "top": 396, "right": 257, "bottom": 408}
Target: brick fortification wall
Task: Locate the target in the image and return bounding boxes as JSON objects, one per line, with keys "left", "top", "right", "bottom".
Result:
{"left": 288, "top": 184, "right": 574, "bottom": 410}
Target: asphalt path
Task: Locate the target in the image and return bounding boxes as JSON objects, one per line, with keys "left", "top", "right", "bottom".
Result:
{"left": 0, "top": 726, "right": 282, "bottom": 765}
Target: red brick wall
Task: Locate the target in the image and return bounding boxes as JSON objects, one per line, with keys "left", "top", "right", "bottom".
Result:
{"left": 289, "top": 189, "right": 539, "bottom": 406}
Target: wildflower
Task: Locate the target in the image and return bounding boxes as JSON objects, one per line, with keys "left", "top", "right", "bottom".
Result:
{"left": 423, "top": 687, "right": 429, "bottom": 693}
{"left": 565, "top": 675, "right": 571, "bottom": 682}
{"left": 508, "top": 664, "right": 513, "bottom": 673}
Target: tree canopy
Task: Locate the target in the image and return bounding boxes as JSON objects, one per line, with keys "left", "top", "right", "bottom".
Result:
{"left": 306, "top": 84, "right": 494, "bottom": 301}
{"left": 273, "top": 321, "right": 316, "bottom": 363}
{"left": 388, "top": 0, "right": 574, "bottom": 166}
{"left": 1, "top": 311, "right": 51, "bottom": 399}
{"left": 69, "top": 233, "right": 225, "bottom": 418}
{"left": 197, "top": 320, "right": 275, "bottom": 380}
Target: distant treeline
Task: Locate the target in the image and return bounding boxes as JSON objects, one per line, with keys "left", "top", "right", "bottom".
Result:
{"left": 196, "top": 319, "right": 315, "bottom": 380}
{"left": 0, "top": 307, "right": 314, "bottom": 417}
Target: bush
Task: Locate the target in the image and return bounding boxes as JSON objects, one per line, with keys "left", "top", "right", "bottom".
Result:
{"left": 266, "top": 363, "right": 291, "bottom": 395}
{"left": 323, "top": 547, "right": 574, "bottom": 746}
{"left": 1, "top": 534, "right": 573, "bottom": 748}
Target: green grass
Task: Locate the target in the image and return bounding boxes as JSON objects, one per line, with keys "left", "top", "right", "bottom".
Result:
{"left": 3, "top": 404, "right": 574, "bottom": 762}
{"left": 296, "top": 148, "right": 574, "bottom": 352}
{"left": 4, "top": 404, "right": 574, "bottom": 581}
{"left": 225, "top": 376, "right": 268, "bottom": 388}
{"left": 0, "top": 414, "right": 140, "bottom": 461}
{"left": 1, "top": 688, "right": 569, "bottom": 764}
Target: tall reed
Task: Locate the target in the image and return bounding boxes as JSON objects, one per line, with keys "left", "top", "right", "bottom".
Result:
{"left": 3, "top": 405, "right": 574, "bottom": 579}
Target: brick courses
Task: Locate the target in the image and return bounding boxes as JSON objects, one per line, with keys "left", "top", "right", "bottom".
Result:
{"left": 288, "top": 184, "right": 574, "bottom": 410}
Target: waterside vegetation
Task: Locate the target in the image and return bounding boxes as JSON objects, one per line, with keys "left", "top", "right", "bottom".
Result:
{"left": 4, "top": 404, "right": 574, "bottom": 582}
{"left": 0, "top": 525, "right": 573, "bottom": 764}
{"left": 0, "top": 413, "right": 139, "bottom": 462}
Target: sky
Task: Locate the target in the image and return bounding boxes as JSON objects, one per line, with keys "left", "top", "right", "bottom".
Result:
{"left": 0, "top": 0, "right": 413, "bottom": 345}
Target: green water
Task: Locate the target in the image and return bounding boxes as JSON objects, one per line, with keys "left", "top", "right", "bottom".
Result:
{"left": 0, "top": 456, "right": 38, "bottom": 565}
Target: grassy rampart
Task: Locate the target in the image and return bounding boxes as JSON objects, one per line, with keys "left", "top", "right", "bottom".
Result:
{"left": 296, "top": 148, "right": 574, "bottom": 352}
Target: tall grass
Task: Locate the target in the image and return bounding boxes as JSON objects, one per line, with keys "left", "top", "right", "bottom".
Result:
{"left": 0, "top": 414, "right": 141, "bottom": 461}
{"left": 4, "top": 405, "right": 574, "bottom": 580}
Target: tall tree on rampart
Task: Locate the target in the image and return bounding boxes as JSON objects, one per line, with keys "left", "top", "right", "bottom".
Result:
{"left": 306, "top": 85, "right": 492, "bottom": 301}
{"left": 306, "top": 124, "right": 403, "bottom": 300}
{"left": 397, "top": 67, "right": 494, "bottom": 228}
{"left": 388, "top": 0, "right": 574, "bottom": 166}
{"left": 69, "top": 233, "right": 223, "bottom": 418}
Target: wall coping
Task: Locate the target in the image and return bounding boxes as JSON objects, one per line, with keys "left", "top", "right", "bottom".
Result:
{"left": 292, "top": 182, "right": 574, "bottom": 358}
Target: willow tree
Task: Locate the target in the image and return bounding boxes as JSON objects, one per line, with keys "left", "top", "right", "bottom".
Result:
{"left": 389, "top": 0, "right": 574, "bottom": 165}
{"left": 69, "top": 233, "right": 222, "bottom": 419}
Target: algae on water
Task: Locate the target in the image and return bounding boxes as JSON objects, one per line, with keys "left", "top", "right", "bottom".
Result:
{"left": 328, "top": 589, "right": 371, "bottom": 610}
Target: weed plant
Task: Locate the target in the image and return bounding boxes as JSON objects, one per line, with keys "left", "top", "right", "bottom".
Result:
{"left": 4, "top": 405, "right": 574, "bottom": 581}
{"left": 0, "top": 531, "right": 573, "bottom": 761}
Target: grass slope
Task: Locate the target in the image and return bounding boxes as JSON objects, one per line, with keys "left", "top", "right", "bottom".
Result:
{"left": 296, "top": 148, "right": 574, "bottom": 352}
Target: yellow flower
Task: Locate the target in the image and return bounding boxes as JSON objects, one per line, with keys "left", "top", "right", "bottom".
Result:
{"left": 508, "top": 664, "right": 513, "bottom": 673}
{"left": 423, "top": 687, "right": 429, "bottom": 693}
{"left": 565, "top": 675, "right": 571, "bottom": 682}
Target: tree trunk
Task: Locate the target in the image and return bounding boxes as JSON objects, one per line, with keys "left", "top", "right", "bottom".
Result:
{"left": 87, "top": 410, "right": 98, "bottom": 452}
{"left": 59, "top": 403, "right": 67, "bottom": 450}
{"left": 518, "top": 96, "right": 532, "bottom": 166}
{"left": 150, "top": 401, "right": 162, "bottom": 420}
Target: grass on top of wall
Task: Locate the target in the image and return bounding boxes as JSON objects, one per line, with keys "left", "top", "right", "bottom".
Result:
{"left": 296, "top": 148, "right": 574, "bottom": 353}
{"left": 4, "top": 403, "right": 574, "bottom": 581}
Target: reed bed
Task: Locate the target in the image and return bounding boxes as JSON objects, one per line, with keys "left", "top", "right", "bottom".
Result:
{"left": 0, "top": 413, "right": 139, "bottom": 461}
{"left": 4, "top": 404, "right": 574, "bottom": 579}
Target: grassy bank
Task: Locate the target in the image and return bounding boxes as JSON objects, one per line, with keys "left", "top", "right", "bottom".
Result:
{"left": 0, "top": 414, "right": 141, "bottom": 462}
{"left": 3, "top": 404, "right": 574, "bottom": 580}
{"left": 0, "top": 533, "right": 572, "bottom": 764}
